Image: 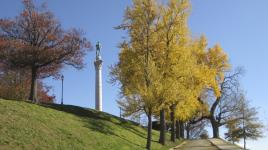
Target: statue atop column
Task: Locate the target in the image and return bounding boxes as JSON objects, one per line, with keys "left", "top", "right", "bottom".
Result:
{"left": 96, "top": 41, "right": 101, "bottom": 60}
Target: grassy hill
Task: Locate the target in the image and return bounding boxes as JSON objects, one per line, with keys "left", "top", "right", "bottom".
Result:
{"left": 0, "top": 99, "right": 181, "bottom": 150}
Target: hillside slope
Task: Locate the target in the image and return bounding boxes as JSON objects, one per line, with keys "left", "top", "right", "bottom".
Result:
{"left": 0, "top": 99, "right": 181, "bottom": 150}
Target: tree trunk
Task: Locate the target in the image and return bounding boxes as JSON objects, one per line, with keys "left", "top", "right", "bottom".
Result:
{"left": 179, "top": 121, "right": 184, "bottom": 139}
{"left": 159, "top": 109, "right": 166, "bottom": 145}
{"left": 210, "top": 97, "right": 221, "bottom": 138}
{"left": 170, "top": 104, "right": 176, "bottom": 142}
{"left": 212, "top": 125, "right": 219, "bottom": 138}
{"left": 176, "top": 120, "right": 180, "bottom": 139}
{"left": 211, "top": 120, "right": 219, "bottom": 138}
{"left": 186, "top": 124, "right": 190, "bottom": 139}
{"left": 244, "top": 135, "right": 246, "bottom": 150}
{"left": 146, "top": 109, "right": 152, "bottom": 150}
{"left": 29, "top": 67, "right": 38, "bottom": 103}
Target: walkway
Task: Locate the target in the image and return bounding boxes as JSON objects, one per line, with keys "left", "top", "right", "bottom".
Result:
{"left": 171, "top": 138, "right": 243, "bottom": 150}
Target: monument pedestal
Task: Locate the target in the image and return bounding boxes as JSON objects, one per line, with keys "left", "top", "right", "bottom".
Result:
{"left": 94, "top": 59, "right": 102, "bottom": 111}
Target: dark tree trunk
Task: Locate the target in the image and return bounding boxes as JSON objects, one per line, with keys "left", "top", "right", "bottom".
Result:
{"left": 211, "top": 119, "right": 219, "bottom": 138}
{"left": 179, "top": 121, "right": 184, "bottom": 139}
{"left": 176, "top": 120, "right": 180, "bottom": 139}
{"left": 146, "top": 109, "right": 152, "bottom": 150}
{"left": 29, "top": 67, "right": 37, "bottom": 103}
{"left": 210, "top": 97, "right": 221, "bottom": 138}
{"left": 186, "top": 124, "right": 190, "bottom": 139}
{"left": 244, "top": 136, "right": 246, "bottom": 150}
{"left": 159, "top": 109, "right": 166, "bottom": 145}
{"left": 170, "top": 104, "right": 176, "bottom": 142}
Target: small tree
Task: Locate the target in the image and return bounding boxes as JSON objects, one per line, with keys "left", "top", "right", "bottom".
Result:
{"left": 0, "top": 0, "right": 90, "bottom": 102}
{"left": 225, "top": 120, "right": 241, "bottom": 144}
{"left": 225, "top": 96, "right": 264, "bottom": 149}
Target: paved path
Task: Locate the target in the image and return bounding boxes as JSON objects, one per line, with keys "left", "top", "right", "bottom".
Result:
{"left": 172, "top": 139, "right": 218, "bottom": 150}
{"left": 171, "top": 139, "right": 243, "bottom": 150}
{"left": 208, "top": 138, "right": 243, "bottom": 150}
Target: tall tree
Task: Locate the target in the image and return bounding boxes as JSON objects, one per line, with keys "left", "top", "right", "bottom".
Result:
{"left": 154, "top": 0, "right": 212, "bottom": 143}
{"left": 178, "top": 37, "right": 230, "bottom": 138}
{"left": 169, "top": 35, "right": 228, "bottom": 140}
{"left": 0, "top": 0, "right": 90, "bottom": 102}
{"left": 112, "top": 0, "right": 230, "bottom": 147}
{"left": 194, "top": 68, "right": 246, "bottom": 138}
{"left": 112, "top": 0, "right": 161, "bottom": 149}
{"left": 155, "top": 0, "right": 191, "bottom": 144}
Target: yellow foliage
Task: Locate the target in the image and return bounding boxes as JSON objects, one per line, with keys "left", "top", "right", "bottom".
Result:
{"left": 112, "top": 0, "right": 230, "bottom": 122}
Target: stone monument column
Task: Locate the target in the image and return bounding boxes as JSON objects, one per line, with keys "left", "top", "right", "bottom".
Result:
{"left": 94, "top": 42, "right": 103, "bottom": 111}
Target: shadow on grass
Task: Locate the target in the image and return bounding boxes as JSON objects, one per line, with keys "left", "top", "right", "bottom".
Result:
{"left": 41, "top": 103, "right": 114, "bottom": 121}
{"left": 40, "top": 103, "right": 147, "bottom": 149}
{"left": 84, "top": 120, "right": 145, "bottom": 148}
{"left": 1, "top": 99, "right": 157, "bottom": 146}
{"left": 0, "top": 99, "right": 163, "bottom": 148}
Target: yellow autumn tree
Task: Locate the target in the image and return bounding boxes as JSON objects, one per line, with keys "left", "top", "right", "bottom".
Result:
{"left": 171, "top": 33, "right": 230, "bottom": 139}
{"left": 176, "top": 35, "right": 230, "bottom": 138}
{"left": 111, "top": 0, "right": 162, "bottom": 149}
{"left": 112, "top": 0, "right": 230, "bottom": 148}
{"left": 153, "top": 0, "right": 193, "bottom": 144}
{"left": 155, "top": 0, "right": 215, "bottom": 142}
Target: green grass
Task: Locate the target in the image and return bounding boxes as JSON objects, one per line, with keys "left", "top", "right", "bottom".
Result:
{"left": 0, "top": 99, "right": 181, "bottom": 150}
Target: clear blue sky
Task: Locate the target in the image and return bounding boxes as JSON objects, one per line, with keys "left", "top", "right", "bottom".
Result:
{"left": 0, "top": 0, "right": 267, "bottom": 149}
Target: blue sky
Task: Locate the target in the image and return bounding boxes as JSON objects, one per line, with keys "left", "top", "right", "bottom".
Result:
{"left": 0, "top": 0, "right": 267, "bottom": 149}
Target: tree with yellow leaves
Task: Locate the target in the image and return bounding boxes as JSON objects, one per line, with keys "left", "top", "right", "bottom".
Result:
{"left": 155, "top": 0, "right": 192, "bottom": 144}
{"left": 111, "top": 0, "right": 162, "bottom": 149}
{"left": 155, "top": 1, "right": 229, "bottom": 142}
{"left": 181, "top": 36, "right": 231, "bottom": 138}
{"left": 112, "top": 0, "right": 230, "bottom": 148}
{"left": 169, "top": 34, "right": 230, "bottom": 140}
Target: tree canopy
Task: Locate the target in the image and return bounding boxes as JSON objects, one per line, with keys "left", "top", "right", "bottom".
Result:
{"left": 112, "top": 0, "right": 231, "bottom": 149}
{"left": 0, "top": 0, "right": 90, "bottom": 102}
